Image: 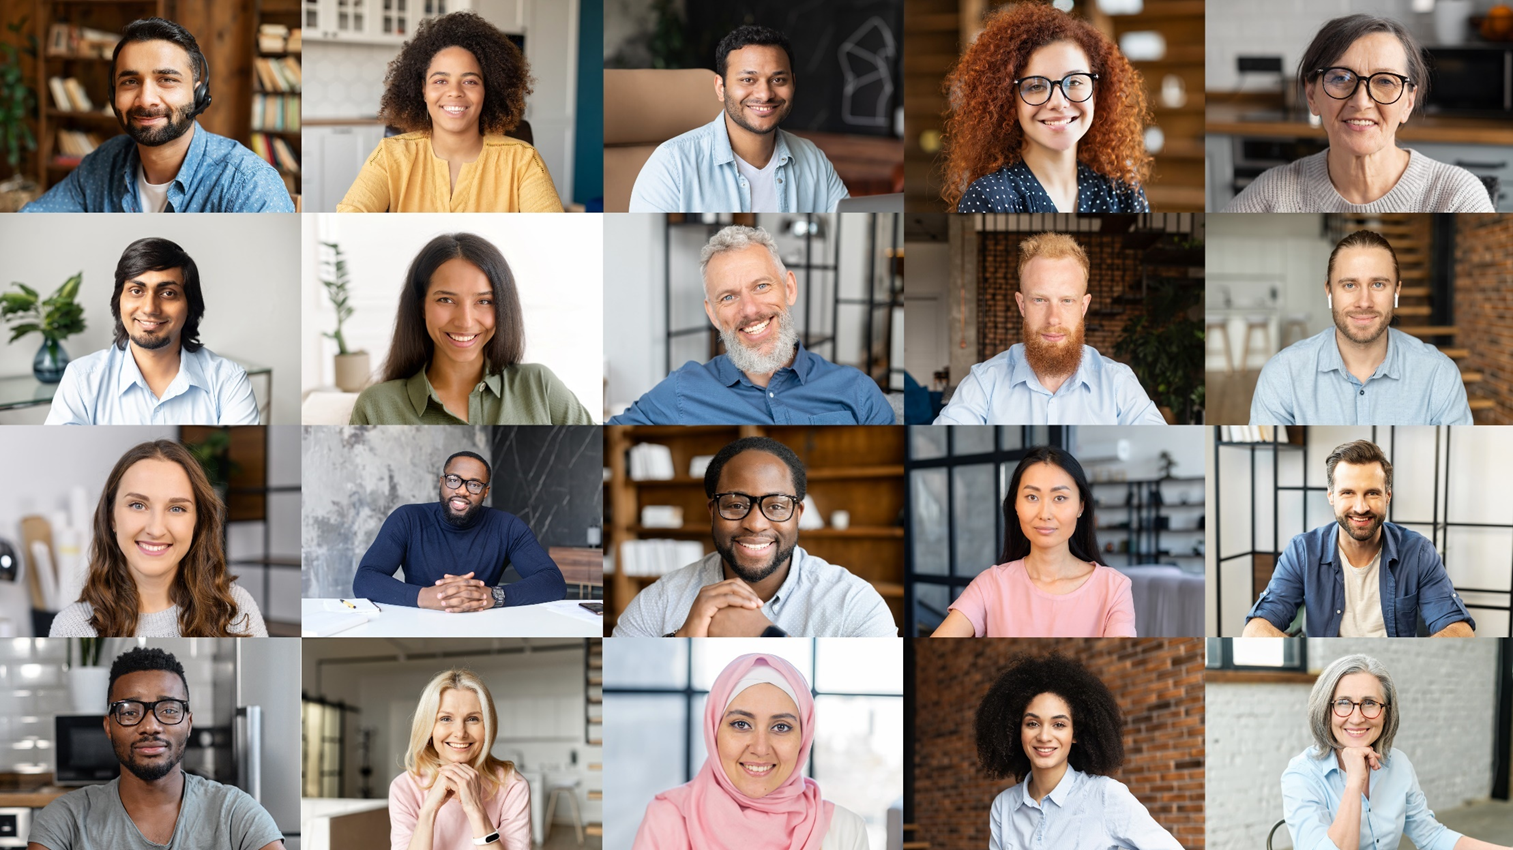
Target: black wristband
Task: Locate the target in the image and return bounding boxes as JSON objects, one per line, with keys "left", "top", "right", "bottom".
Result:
{"left": 760, "top": 625, "right": 788, "bottom": 637}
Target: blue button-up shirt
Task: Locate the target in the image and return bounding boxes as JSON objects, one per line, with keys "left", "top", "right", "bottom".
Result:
{"left": 628, "top": 113, "right": 850, "bottom": 213}
{"left": 1250, "top": 327, "right": 1472, "bottom": 425}
{"left": 989, "top": 764, "right": 1184, "bottom": 850}
{"left": 45, "top": 343, "right": 260, "bottom": 425}
{"left": 1282, "top": 747, "right": 1460, "bottom": 850}
{"left": 933, "top": 344, "right": 1165, "bottom": 425}
{"left": 607, "top": 342, "right": 894, "bottom": 425}
{"left": 1246, "top": 522, "right": 1474, "bottom": 637}
{"left": 20, "top": 123, "right": 294, "bottom": 213}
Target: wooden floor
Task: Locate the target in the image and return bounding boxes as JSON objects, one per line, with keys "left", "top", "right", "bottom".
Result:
{"left": 541, "top": 827, "right": 603, "bottom": 850}
{"left": 1207, "top": 369, "right": 1261, "bottom": 425}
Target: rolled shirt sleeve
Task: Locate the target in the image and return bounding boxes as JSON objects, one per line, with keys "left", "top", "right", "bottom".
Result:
{"left": 1246, "top": 536, "right": 1308, "bottom": 632}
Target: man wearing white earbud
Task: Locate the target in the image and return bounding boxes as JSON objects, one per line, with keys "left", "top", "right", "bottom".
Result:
{"left": 1249, "top": 229, "right": 1472, "bottom": 426}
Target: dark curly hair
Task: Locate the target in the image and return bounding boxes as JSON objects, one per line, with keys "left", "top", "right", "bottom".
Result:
{"left": 702, "top": 436, "right": 807, "bottom": 501}
{"left": 108, "top": 646, "right": 189, "bottom": 705}
{"left": 377, "top": 11, "right": 533, "bottom": 136}
{"left": 975, "top": 653, "right": 1124, "bottom": 782}
{"left": 939, "top": 2, "right": 1152, "bottom": 209}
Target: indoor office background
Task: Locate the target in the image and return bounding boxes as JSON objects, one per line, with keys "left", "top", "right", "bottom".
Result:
{"left": 1206, "top": 213, "right": 1513, "bottom": 425}
{"left": 905, "top": 213, "right": 1205, "bottom": 425}
{"left": 1204, "top": 0, "right": 1513, "bottom": 212}
{"left": 601, "top": 212, "right": 904, "bottom": 420}
{"left": 904, "top": 425, "right": 1206, "bottom": 638}
{"left": 1206, "top": 637, "right": 1513, "bottom": 850}
{"left": 912, "top": 637, "right": 1204, "bottom": 850}
{"left": 299, "top": 638, "right": 603, "bottom": 850}
{"left": 0, "top": 214, "right": 301, "bottom": 425}
{"left": 601, "top": 0, "right": 904, "bottom": 212}
{"left": 602, "top": 637, "right": 903, "bottom": 850}
{"left": 0, "top": 425, "right": 302, "bottom": 634}
{"left": 1208, "top": 425, "right": 1513, "bottom": 637}
{"left": 299, "top": 213, "right": 605, "bottom": 425}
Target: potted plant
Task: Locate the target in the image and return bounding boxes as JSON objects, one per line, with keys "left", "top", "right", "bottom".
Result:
{"left": 1113, "top": 270, "right": 1204, "bottom": 425}
{"left": 319, "top": 241, "right": 368, "bottom": 392}
{"left": 0, "top": 16, "right": 39, "bottom": 210}
{"left": 68, "top": 637, "right": 108, "bottom": 714}
{"left": 1, "top": 272, "right": 86, "bottom": 382}
{"left": 184, "top": 428, "right": 240, "bottom": 501}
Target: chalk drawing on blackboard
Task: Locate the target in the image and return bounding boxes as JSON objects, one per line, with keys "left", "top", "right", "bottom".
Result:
{"left": 838, "top": 16, "right": 897, "bottom": 128}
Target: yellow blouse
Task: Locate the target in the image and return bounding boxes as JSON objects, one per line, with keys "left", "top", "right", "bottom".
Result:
{"left": 336, "top": 132, "right": 565, "bottom": 212}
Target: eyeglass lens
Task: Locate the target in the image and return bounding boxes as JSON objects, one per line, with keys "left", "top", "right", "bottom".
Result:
{"left": 444, "top": 474, "right": 486, "bottom": 494}
{"left": 1319, "top": 68, "right": 1406, "bottom": 104}
{"left": 1018, "top": 73, "right": 1096, "bottom": 105}
{"left": 1331, "top": 698, "right": 1385, "bottom": 719}
{"left": 112, "top": 699, "right": 188, "bottom": 726}
{"left": 716, "top": 494, "right": 797, "bottom": 522}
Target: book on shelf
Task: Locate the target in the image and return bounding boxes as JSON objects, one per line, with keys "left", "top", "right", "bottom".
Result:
{"left": 249, "top": 133, "right": 301, "bottom": 174}
{"left": 48, "top": 77, "right": 95, "bottom": 112}
{"left": 52, "top": 129, "right": 105, "bottom": 162}
{"left": 257, "top": 24, "right": 301, "bottom": 54}
{"left": 617, "top": 539, "right": 705, "bottom": 577}
{"left": 249, "top": 93, "right": 301, "bottom": 131}
{"left": 253, "top": 56, "right": 302, "bottom": 93}
{"left": 46, "top": 23, "right": 120, "bottom": 58}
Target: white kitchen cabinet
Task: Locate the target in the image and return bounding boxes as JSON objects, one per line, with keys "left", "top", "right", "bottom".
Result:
{"left": 303, "top": 0, "right": 475, "bottom": 44}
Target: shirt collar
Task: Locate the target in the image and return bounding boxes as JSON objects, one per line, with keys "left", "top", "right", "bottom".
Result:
{"left": 122, "top": 122, "right": 207, "bottom": 207}
{"left": 707, "top": 112, "right": 792, "bottom": 169}
{"left": 1016, "top": 764, "right": 1083, "bottom": 810}
{"left": 1317, "top": 329, "right": 1400, "bottom": 381}
{"left": 1008, "top": 344, "right": 1097, "bottom": 393}
{"left": 712, "top": 341, "right": 814, "bottom": 387}
{"left": 404, "top": 367, "right": 502, "bottom": 417}
{"left": 113, "top": 343, "right": 203, "bottom": 396}
{"left": 1320, "top": 521, "right": 1398, "bottom": 569}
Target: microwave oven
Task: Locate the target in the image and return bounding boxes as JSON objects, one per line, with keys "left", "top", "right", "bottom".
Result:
{"left": 1425, "top": 46, "right": 1513, "bottom": 115}
{"left": 53, "top": 714, "right": 116, "bottom": 785}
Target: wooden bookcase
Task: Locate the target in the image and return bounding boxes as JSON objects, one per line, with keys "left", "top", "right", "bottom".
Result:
{"left": 249, "top": 0, "right": 299, "bottom": 199}
{"left": 605, "top": 425, "right": 906, "bottom": 631}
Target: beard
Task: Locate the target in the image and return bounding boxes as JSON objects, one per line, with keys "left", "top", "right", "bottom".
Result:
{"left": 127, "top": 322, "right": 176, "bottom": 351}
{"left": 1332, "top": 302, "right": 1392, "bottom": 346}
{"left": 1335, "top": 506, "right": 1385, "bottom": 543}
{"left": 118, "top": 100, "right": 197, "bottom": 147}
{"left": 713, "top": 535, "right": 797, "bottom": 585}
{"left": 720, "top": 308, "right": 799, "bottom": 376}
{"left": 439, "top": 490, "right": 484, "bottom": 528}
{"left": 114, "top": 735, "right": 185, "bottom": 782}
{"left": 1022, "top": 317, "right": 1085, "bottom": 379}
{"left": 722, "top": 93, "right": 791, "bottom": 136}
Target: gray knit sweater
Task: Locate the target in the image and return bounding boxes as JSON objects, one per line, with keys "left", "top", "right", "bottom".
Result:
{"left": 1224, "top": 148, "right": 1494, "bottom": 213}
{"left": 47, "top": 584, "right": 268, "bottom": 637}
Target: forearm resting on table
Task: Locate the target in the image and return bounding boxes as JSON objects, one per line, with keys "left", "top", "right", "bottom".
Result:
{"left": 1434, "top": 621, "right": 1475, "bottom": 637}
{"left": 1242, "top": 617, "right": 1287, "bottom": 637}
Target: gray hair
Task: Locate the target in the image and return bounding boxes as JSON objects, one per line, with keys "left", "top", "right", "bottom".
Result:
{"left": 1297, "top": 15, "right": 1430, "bottom": 118}
{"left": 1308, "top": 654, "right": 1399, "bottom": 760}
{"left": 698, "top": 225, "right": 788, "bottom": 296}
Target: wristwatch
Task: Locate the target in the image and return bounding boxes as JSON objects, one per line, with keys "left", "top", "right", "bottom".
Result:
{"left": 473, "top": 831, "right": 500, "bottom": 845}
{"left": 490, "top": 586, "right": 506, "bottom": 608}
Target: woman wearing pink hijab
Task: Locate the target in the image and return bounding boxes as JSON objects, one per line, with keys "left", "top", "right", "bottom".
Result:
{"left": 632, "top": 653, "right": 869, "bottom": 850}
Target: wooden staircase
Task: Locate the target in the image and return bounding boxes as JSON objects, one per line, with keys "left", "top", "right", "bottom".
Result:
{"left": 903, "top": 823, "right": 929, "bottom": 850}
{"left": 584, "top": 639, "right": 604, "bottom": 841}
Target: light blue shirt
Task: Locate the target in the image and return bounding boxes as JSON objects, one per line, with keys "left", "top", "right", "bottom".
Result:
{"left": 1250, "top": 327, "right": 1473, "bottom": 425}
{"left": 628, "top": 113, "right": 850, "bottom": 213}
{"left": 989, "top": 764, "right": 1184, "bottom": 850}
{"left": 933, "top": 344, "right": 1165, "bottom": 425}
{"left": 45, "top": 343, "right": 259, "bottom": 425}
{"left": 1282, "top": 747, "right": 1460, "bottom": 850}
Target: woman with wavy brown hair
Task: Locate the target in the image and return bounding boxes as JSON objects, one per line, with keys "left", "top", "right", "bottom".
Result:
{"left": 49, "top": 440, "right": 266, "bottom": 637}
{"left": 941, "top": 3, "right": 1152, "bottom": 213}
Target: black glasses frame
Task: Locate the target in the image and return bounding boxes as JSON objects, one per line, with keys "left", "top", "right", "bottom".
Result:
{"left": 442, "top": 474, "right": 488, "bottom": 495}
{"left": 109, "top": 698, "right": 190, "bottom": 726}
{"left": 710, "top": 492, "right": 800, "bottom": 522}
{"left": 1314, "top": 67, "right": 1414, "bottom": 105}
{"left": 1012, "top": 72, "right": 1099, "bottom": 105}
{"left": 1331, "top": 697, "right": 1388, "bottom": 719}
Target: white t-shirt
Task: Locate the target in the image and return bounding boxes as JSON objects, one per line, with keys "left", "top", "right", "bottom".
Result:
{"left": 137, "top": 162, "right": 172, "bottom": 212}
{"left": 734, "top": 151, "right": 780, "bottom": 212}
{"left": 1338, "top": 541, "right": 1388, "bottom": 637}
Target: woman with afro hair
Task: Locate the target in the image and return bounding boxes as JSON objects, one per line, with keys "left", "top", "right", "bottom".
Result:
{"left": 976, "top": 654, "right": 1183, "bottom": 849}
{"left": 941, "top": 3, "right": 1151, "bottom": 213}
{"left": 338, "top": 12, "right": 563, "bottom": 212}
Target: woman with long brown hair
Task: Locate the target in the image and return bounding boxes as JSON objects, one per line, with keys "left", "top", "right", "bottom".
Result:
{"left": 49, "top": 440, "right": 266, "bottom": 637}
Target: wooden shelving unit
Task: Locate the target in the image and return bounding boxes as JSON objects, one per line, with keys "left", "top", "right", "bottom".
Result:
{"left": 249, "top": 0, "right": 300, "bottom": 199}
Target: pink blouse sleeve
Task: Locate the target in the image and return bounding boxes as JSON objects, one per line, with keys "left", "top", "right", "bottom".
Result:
{"left": 389, "top": 773, "right": 420, "bottom": 850}
{"left": 490, "top": 771, "right": 532, "bottom": 850}
{"left": 946, "top": 570, "right": 991, "bottom": 637}
{"left": 1103, "top": 570, "right": 1138, "bottom": 637}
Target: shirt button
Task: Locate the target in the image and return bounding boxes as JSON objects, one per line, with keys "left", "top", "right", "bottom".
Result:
{"left": 777, "top": 178, "right": 783, "bottom": 184}
{"left": 769, "top": 392, "right": 774, "bottom": 397}
{"left": 1360, "top": 390, "right": 1365, "bottom": 395}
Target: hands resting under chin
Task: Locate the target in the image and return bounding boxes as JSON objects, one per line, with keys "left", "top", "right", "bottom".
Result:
{"left": 674, "top": 577, "right": 774, "bottom": 637}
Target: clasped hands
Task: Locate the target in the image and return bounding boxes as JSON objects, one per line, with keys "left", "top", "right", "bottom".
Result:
{"left": 420, "top": 762, "right": 487, "bottom": 816}
{"left": 418, "top": 572, "right": 492, "bottom": 613}
{"left": 675, "top": 577, "right": 774, "bottom": 637}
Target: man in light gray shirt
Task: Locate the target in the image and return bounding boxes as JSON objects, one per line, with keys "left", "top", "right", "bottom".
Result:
{"left": 1250, "top": 229, "right": 1472, "bottom": 426}
{"left": 612, "top": 436, "right": 896, "bottom": 637}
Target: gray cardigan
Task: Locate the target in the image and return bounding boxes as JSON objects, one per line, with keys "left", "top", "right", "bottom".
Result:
{"left": 1224, "top": 148, "right": 1494, "bottom": 213}
{"left": 48, "top": 584, "right": 267, "bottom": 637}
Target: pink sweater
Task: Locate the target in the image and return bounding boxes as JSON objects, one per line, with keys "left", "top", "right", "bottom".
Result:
{"left": 389, "top": 769, "right": 530, "bottom": 850}
{"left": 948, "top": 560, "right": 1137, "bottom": 637}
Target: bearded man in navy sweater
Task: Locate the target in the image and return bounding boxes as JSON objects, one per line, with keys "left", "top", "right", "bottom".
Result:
{"left": 352, "top": 450, "right": 566, "bottom": 610}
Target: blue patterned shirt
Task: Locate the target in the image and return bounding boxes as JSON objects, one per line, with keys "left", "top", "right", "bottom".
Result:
{"left": 957, "top": 162, "right": 1149, "bottom": 213}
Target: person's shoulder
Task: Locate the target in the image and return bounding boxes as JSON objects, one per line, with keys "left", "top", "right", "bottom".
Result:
{"left": 777, "top": 129, "right": 831, "bottom": 162}
{"left": 1084, "top": 345, "right": 1138, "bottom": 378}
{"left": 795, "top": 548, "right": 874, "bottom": 590}
{"left": 968, "top": 346, "right": 1020, "bottom": 377}
{"left": 957, "top": 167, "right": 1027, "bottom": 212}
{"left": 656, "top": 115, "right": 722, "bottom": 155}
{"left": 49, "top": 601, "right": 96, "bottom": 637}
{"left": 351, "top": 378, "right": 411, "bottom": 419}
{"left": 39, "top": 778, "right": 112, "bottom": 813}
{"left": 1270, "top": 327, "right": 1332, "bottom": 368}
{"left": 1384, "top": 521, "right": 1434, "bottom": 551}
{"left": 63, "top": 346, "right": 113, "bottom": 375}
{"left": 482, "top": 134, "right": 541, "bottom": 153}
{"left": 1226, "top": 156, "right": 1316, "bottom": 212}
{"left": 825, "top": 803, "right": 868, "bottom": 838}
{"left": 228, "top": 582, "right": 258, "bottom": 608}
{"left": 499, "top": 361, "right": 563, "bottom": 387}
{"left": 1093, "top": 563, "right": 1133, "bottom": 591}
{"left": 1408, "top": 148, "right": 1491, "bottom": 189}
{"left": 1387, "top": 327, "right": 1454, "bottom": 366}
{"left": 189, "top": 345, "right": 247, "bottom": 376}
{"left": 185, "top": 770, "right": 257, "bottom": 806}
{"left": 388, "top": 503, "right": 433, "bottom": 524}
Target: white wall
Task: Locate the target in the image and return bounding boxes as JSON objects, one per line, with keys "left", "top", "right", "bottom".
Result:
{"left": 1206, "top": 0, "right": 1435, "bottom": 92}
{"left": 301, "top": 213, "right": 603, "bottom": 421}
{"left": 0, "top": 214, "right": 301, "bottom": 425}
{"left": 1206, "top": 213, "right": 1334, "bottom": 371}
{"left": 903, "top": 240, "right": 949, "bottom": 385}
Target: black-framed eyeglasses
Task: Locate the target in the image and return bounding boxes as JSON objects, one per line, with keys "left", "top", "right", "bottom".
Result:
{"left": 1013, "top": 73, "right": 1098, "bottom": 106}
{"left": 109, "top": 698, "right": 189, "bottom": 726}
{"left": 1331, "top": 697, "right": 1388, "bottom": 719}
{"left": 1315, "top": 67, "right": 1414, "bottom": 105}
{"left": 442, "top": 474, "right": 487, "bottom": 494}
{"left": 710, "top": 492, "right": 799, "bottom": 522}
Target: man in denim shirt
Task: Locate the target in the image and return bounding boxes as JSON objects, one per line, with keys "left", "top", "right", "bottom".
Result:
{"left": 1244, "top": 440, "right": 1475, "bottom": 637}
{"left": 22, "top": 18, "right": 292, "bottom": 213}
{"left": 628, "top": 25, "right": 849, "bottom": 213}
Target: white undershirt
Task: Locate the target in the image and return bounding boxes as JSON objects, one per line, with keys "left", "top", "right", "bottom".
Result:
{"left": 136, "top": 162, "right": 171, "bottom": 213}
{"left": 734, "top": 151, "right": 780, "bottom": 212}
{"left": 1337, "top": 540, "right": 1387, "bottom": 637}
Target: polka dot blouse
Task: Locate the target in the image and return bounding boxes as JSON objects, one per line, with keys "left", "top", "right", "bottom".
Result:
{"left": 956, "top": 161, "right": 1149, "bottom": 213}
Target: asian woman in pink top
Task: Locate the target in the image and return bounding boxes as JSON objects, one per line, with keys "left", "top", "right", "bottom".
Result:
{"left": 390, "top": 669, "right": 530, "bottom": 850}
{"left": 931, "top": 446, "right": 1136, "bottom": 637}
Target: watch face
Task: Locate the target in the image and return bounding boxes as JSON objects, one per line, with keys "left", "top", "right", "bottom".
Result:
{"left": 491, "top": 586, "right": 506, "bottom": 607}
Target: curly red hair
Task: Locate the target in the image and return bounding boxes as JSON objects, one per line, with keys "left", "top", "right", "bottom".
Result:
{"left": 940, "top": 2, "right": 1152, "bottom": 209}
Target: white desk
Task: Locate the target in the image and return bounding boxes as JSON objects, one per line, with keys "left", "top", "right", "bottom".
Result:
{"left": 303, "top": 598, "right": 604, "bottom": 637}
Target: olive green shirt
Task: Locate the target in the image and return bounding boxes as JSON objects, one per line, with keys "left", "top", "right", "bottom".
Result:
{"left": 349, "top": 363, "right": 594, "bottom": 425}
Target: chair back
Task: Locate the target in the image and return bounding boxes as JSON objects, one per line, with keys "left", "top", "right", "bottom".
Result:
{"left": 603, "top": 68, "right": 721, "bottom": 211}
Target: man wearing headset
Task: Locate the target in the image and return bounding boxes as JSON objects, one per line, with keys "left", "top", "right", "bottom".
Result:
{"left": 22, "top": 17, "right": 293, "bottom": 213}
{"left": 1249, "top": 229, "right": 1472, "bottom": 425}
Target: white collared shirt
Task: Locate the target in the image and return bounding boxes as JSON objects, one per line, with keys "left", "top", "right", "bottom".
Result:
{"left": 45, "top": 343, "right": 259, "bottom": 425}
{"left": 990, "top": 764, "right": 1184, "bottom": 850}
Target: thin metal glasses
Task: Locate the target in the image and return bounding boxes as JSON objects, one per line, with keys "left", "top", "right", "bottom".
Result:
{"left": 1331, "top": 697, "right": 1388, "bottom": 719}
{"left": 711, "top": 492, "right": 799, "bottom": 522}
{"left": 1315, "top": 67, "right": 1413, "bottom": 105}
{"left": 443, "top": 474, "right": 487, "bottom": 494}
{"left": 109, "top": 698, "right": 189, "bottom": 726}
{"left": 1013, "top": 73, "right": 1098, "bottom": 105}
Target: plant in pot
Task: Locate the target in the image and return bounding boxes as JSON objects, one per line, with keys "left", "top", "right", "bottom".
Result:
{"left": 0, "top": 16, "right": 40, "bottom": 210}
{"left": 1, "top": 272, "right": 86, "bottom": 382}
{"left": 319, "top": 241, "right": 368, "bottom": 392}
{"left": 1112, "top": 271, "right": 1204, "bottom": 425}
{"left": 184, "top": 428, "right": 240, "bottom": 502}
{"left": 68, "top": 637, "right": 109, "bottom": 714}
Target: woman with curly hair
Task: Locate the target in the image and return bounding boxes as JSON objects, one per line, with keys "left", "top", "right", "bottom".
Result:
{"left": 941, "top": 3, "right": 1151, "bottom": 213}
{"left": 338, "top": 12, "right": 563, "bottom": 212}
{"left": 976, "top": 654, "right": 1182, "bottom": 849}
{"left": 49, "top": 440, "right": 266, "bottom": 637}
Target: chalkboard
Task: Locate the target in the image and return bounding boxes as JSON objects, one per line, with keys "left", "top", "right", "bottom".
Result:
{"left": 489, "top": 426, "right": 603, "bottom": 549}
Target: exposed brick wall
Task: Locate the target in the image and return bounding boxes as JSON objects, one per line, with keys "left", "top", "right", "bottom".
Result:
{"left": 1453, "top": 215, "right": 1513, "bottom": 424}
{"left": 913, "top": 638, "right": 1204, "bottom": 850}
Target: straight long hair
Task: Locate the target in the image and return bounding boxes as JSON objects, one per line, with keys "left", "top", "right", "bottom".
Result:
{"left": 999, "top": 447, "right": 1103, "bottom": 565}
{"left": 83, "top": 440, "right": 244, "bottom": 637}
{"left": 405, "top": 669, "right": 515, "bottom": 797}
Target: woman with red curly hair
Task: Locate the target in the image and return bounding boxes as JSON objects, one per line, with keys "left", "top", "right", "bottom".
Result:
{"left": 941, "top": 3, "right": 1152, "bottom": 213}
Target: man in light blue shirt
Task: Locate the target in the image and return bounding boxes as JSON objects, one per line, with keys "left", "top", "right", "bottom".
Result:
{"left": 609, "top": 225, "right": 893, "bottom": 425}
{"left": 22, "top": 18, "right": 292, "bottom": 213}
{"left": 46, "top": 237, "right": 258, "bottom": 425}
{"left": 1251, "top": 229, "right": 1472, "bottom": 425}
{"left": 628, "top": 25, "right": 849, "bottom": 213}
{"left": 934, "top": 232, "right": 1164, "bottom": 425}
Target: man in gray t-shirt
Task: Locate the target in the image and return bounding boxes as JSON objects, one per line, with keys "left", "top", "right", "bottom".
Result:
{"left": 27, "top": 647, "right": 283, "bottom": 850}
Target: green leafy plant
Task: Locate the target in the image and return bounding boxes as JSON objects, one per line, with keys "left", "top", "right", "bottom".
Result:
{"left": 1113, "top": 273, "right": 1204, "bottom": 424}
{"left": 319, "top": 241, "right": 354, "bottom": 355}
{"left": 0, "top": 17, "right": 37, "bottom": 174}
{"left": 1, "top": 272, "right": 86, "bottom": 344}
{"left": 74, "top": 637, "right": 103, "bottom": 667}
{"left": 184, "top": 428, "right": 240, "bottom": 489}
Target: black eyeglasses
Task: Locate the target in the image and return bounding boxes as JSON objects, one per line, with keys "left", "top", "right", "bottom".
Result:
{"left": 1315, "top": 67, "right": 1414, "bottom": 105}
{"left": 109, "top": 698, "right": 189, "bottom": 726}
{"left": 442, "top": 474, "right": 487, "bottom": 494}
{"left": 711, "top": 492, "right": 799, "bottom": 522}
{"left": 1331, "top": 697, "right": 1388, "bottom": 719}
{"left": 1013, "top": 73, "right": 1098, "bottom": 106}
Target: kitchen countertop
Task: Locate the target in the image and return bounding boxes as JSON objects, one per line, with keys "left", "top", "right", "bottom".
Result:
{"left": 0, "top": 774, "right": 72, "bottom": 807}
{"left": 1207, "top": 99, "right": 1513, "bottom": 146}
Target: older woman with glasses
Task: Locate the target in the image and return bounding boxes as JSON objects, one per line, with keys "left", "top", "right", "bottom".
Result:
{"left": 1226, "top": 16, "right": 1494, "bottom": 213}
{"left": 1283, "top": 654, "right": 1512, "bottom": 850}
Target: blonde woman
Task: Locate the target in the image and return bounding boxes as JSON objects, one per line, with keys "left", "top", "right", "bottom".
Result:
{"left": 391, "top": 670, "right": 529, "bottom": 850}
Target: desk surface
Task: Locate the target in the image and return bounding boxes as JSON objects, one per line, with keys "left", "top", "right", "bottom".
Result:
{"left": 303, "top": 598, "right": 604, "bottom": 637}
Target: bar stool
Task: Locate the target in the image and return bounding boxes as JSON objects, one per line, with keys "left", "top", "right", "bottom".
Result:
{"left": 1280, "top": 313, "right": 1309, "bottom": 349}
{"left": 1205, "top": 314, "right": 1234, "bottom": 372}
{"left": 1240, "top": 315, "right": 1270, "bottom": 371}
{"left": 544, "top": 775, "right": 585, "bottom": 844}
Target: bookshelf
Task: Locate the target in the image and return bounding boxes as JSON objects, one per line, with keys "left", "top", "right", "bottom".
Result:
{"left": 250, "top": 0, "right": 300, "bottom": 199}
{"left": 605, "top": 425, "right": 906, "bottom": 631}
{"left": 1091, "top": 476, "right": 1206, "bottom": 566}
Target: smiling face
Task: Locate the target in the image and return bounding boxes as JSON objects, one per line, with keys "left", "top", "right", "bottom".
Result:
{"left": 716, "top": 44, "right": 794, "bottom": 136}
{"left": 709, "top": 450, "right": 803, "bottom": 584}
{"left": 1305, "top": 33, "right": 1415, "bottom": 160}
{"left": 438, "top": 455, "right": 490, "bottom": 527}
{"left": 105, "top": 669, "right": 191, "bottom": 783}
{"left": 1016, "top": 255, "right": 1091, "bottom": 378}
{"left": 424, "top": 45, "right": 485, "bottom": 137}
{"left": 431, "top": 687, "right": 486, "bottom": 764}
{"left": 424, "top": 258, "right": 497, "bottom": 369}
{"left": 1016, "top": 41, "right": 1095, "bottom": 158}
{"left": 113, "top": 457, "right": 196, "bottom": 587}
{"left": 1328, "top": 460, "right": 1390, "bottom": 544}
{"left": 112, "top": 39, "right": 198, "bottom": 147}
{"left": 716, "top": 683, "right": 802, "bottom": 798}
{"left": 1015, "top": 461, "right": 1084, "bottom": 553}
{"left": 703, "top": 245, "right": 800, "bottom": 377}
{"left": 1327, "top": 245, "right": 1398, "bottom": 346}
{"left": 118, "top": 267, "right": 188, "bottom": 352}
{"left": 1330, "top": 671, "right": 1387, "bottom": 750}
{"left": 1020, "top": 691, "right": 1075, "bottom": 773}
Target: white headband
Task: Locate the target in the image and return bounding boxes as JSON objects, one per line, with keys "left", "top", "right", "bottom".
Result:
{"left": 724, "top": 665, "right": 800, "bottom": 713}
